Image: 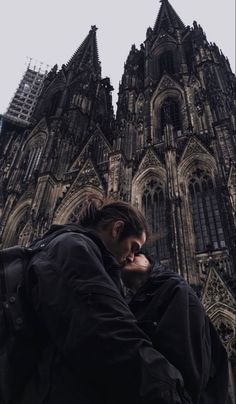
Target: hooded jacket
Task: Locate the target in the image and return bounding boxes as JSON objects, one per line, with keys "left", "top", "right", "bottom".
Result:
{"left": 128, "top": 260, "right": 229, "bottom": 404}
{"left": 16, "top": 225, "right": 192, "bottom": 404}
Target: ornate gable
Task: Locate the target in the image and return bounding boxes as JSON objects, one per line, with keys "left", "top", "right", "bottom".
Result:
{"left": 26, "top": 117, "right": 49, "bottom": 140}
{"left": 53, "top": 159, "right": 103, "bottom": 222}
{"left": 201, "top": 267, "right": 236, "bottom": 313}
{"left": 70, "top": 128, "right": 111, "bottom": 172}
{"left": 137, "top": 148, "right": 163, "bottom": 173}
{"left": 202, "top": 267, "right": 236, "bottom": 356}
{"left": 154, "top": 73, "right": 182, "bottom": 96}
{"left": 180, "top": 136, "right": 211, "bottom": 162}
{"left": 67, "top": 159, "right": 104, "bottom": 198}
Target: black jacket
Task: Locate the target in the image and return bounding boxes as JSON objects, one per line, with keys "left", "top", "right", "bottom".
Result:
{"left": 128, "top": 260, "right": 229, "bottom": 404}
{"left": 19, "top": 225, "right": 192, "bottom": 404}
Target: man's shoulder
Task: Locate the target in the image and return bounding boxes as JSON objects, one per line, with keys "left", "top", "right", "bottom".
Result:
{"left": 33, "top": 224, "right": 102, "bottom": 257}
{"left": 51, "top": 225, "right": 101, "bottom": 250}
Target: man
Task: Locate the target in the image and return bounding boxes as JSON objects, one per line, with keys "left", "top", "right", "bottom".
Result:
{"left": 122, "top": 253, "right": 229, "bottom": 404}
{"left": 17, "top": 196, "right": 192, "bottom": 404}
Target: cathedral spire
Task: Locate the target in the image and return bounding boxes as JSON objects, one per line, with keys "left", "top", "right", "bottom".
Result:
{"left": 153, "top": 0, "right": 185, "bottom": 34}
{"left": 66, "top": 25, "right": 101, "bottom": 76}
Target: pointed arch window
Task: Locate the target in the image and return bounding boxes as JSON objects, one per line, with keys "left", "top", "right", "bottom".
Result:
{"left": 159, "top": 51, "right": 175, "bottom": 76}
{"left": 23, "top": 135, "right": 46, "bottom": 182}
{"left": 67, "top": 203, "right": 83, "bottom": 224}
{"left": 141, "top": 179, "right": 169, "bottom": 259}
{"left": 160, "top": 98, "right": 181, "bottom": 139}
{"left": 10, "top": 207, "right": 30, "bottom": 246}
{"left": 24, "top": 147, "right": 42, "bottom": 181}
{"left": 47, "top": 90, "right": 62, "bottom": 116}
{"left": 188, "top": 169, "right": 225, "bottom": 252}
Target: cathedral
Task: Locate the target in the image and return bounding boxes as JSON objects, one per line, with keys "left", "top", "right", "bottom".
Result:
{"left": 0, "top": 0, "right": 235, "bottom": 395}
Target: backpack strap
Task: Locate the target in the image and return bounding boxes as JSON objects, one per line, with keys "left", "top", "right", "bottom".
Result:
{"left": 31, "top": 226, "right": 81, "bottom": 249}
{"left": 0, "top": 246, "right": 42, "bottom": 331}
{"left": 0, "top": 227, "right": 84, "bottom": 305}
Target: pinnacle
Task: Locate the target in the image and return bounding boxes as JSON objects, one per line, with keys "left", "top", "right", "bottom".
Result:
{"left": 65, "top": 26, "right": 101, "bottom": 76}
{"left": 154, "top": 0, "right": 185, "bottom": 34}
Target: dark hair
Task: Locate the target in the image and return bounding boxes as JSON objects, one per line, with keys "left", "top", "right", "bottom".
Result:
{"left": 78, "top": 194, "right": 148, "bottom": 240}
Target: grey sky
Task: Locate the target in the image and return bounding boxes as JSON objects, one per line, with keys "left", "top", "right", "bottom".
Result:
{"left": 0, "top": 0, "right": 235, "bottom": 114}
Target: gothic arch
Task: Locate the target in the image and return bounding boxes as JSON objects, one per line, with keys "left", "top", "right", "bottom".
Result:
{"left": 132, "top": 166, "right": 167, "bottom": 200}
{"left": 21, "top": 131, "right": 47, "bottom": 182}
{"left": 178, "top": 155, "right": 218, "bottom": 220}
{"left": 208, "top": 308, "right": 236, "bottom": 357}
{"left": 151, "top": 82, "right": 184, "bottom": 143}
{"left": 178, "top": 152, "right": 217, "bottom": 181}
{"left": 151, "top": 75, "right": 183, "bottom": 103}
{"left": 23, "top": 131, "right": 47, "bottom": 151}
{"left": 210, "top": 308, "right": 235, "bottom": 327}
{"left": 151, "top": 41, "right": 178, "bottom": 80}
{"left": 132, "top": 169, "right": 169, "bottom": 258}
{"left": 2, "top": 199, "right": 31, "bottom": 247}
{"left": 34, "top": 79, "right": 66, "bottom": 118}
{"left": 53, "top": 186, "right": 103, "bottom": 225}
{"left": 177, "top": 154, "right": 221, "bottom": 257}
{"left": 189, "top": 170, "right": 225, "bottom": 251}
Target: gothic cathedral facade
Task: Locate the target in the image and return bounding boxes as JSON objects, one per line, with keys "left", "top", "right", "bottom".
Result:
{"left": 0, "top": 0, "right": 236, "bottom": 391}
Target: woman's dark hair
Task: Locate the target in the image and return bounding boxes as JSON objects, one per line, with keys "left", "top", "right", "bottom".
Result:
{"left": 78, "top": 194, "right": 148, "bottom": 240}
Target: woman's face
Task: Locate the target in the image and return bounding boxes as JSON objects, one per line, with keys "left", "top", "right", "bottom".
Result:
{"left": 122, "top": 253, "right": 151, "bottom": 290}
{"left": 123, "top": 253, "right": 150, "bottom": 272}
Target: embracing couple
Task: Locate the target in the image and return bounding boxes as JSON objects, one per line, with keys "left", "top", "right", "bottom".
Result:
{"left": 13, "top": 195, "right": 229, "bottom": 404}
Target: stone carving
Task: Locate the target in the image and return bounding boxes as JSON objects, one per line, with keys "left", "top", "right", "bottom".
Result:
{"left": 158, "top": 76, "right": 180, "bottom": 93}
{"left": 67, "top": 203, "right": 83, "bottom": 223}
{"left": 202, "top": 267, "right": 236, "bottom": 310}
{"left": 70, "top": 130, "right": 111, "bottom": 171}
{"left": 181, "top": 137, "right": 209, "bottom": 161}
{"left": 18, "top": 221, "right": 33, "bottom": 246}
{"left": 194, "top": 87, "right": 206, "bottom": 115}
{"left": 138, "top": 148, "right": 162, "bottom": 171}
{"left": 70, "top": 160, "right": 103, "bottom": 195}
{"left": 215, "top": 318, "right": 236, "bottom": 356}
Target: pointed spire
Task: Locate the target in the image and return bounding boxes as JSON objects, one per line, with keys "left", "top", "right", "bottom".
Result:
{"left": 153, "top": 0, "right": 185, "bottom": 35}
{"left": 66, "top": 25, "right": 101, "bottom": 75}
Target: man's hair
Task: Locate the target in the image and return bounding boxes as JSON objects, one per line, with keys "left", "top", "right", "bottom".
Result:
{"left": 78, "top": 194, "right": 148, "bottom": 240}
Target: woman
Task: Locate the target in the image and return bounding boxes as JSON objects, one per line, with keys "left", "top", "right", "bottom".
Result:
{"left": 122, "top": 253, "right": 229, "bottom": 404}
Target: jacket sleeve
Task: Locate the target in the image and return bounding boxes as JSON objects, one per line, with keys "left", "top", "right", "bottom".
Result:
{"left": 147, "top": 278, "right": 222, "bottom": 404}
{"left": 31, "top": 232, "right": 192, "bottom": 404}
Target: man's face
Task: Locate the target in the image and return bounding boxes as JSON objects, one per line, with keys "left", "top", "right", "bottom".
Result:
{"left": 111, "top": 232, "right": 147, "bottom": 266}
{"left": 102, "top": 221, "right": 146, "bottom": 265}
{"left": 99, "top": 220, "right": 147, "bottom": 265}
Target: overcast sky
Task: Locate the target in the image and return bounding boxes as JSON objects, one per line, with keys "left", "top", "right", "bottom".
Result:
{"left": 0, "top": 0, "right": 235, "bottom": 114}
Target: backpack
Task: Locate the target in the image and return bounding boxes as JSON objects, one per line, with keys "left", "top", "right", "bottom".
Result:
{"left": 0, "top": 226, "right": 83, "bottom": 404}
{"left": 0, "top": 245, "right": 41, "bottom": 404}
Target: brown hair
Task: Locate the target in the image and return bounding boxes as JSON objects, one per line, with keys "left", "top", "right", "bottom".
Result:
{"left": 78, "top": 194, "right": 148, "bottom": 240}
